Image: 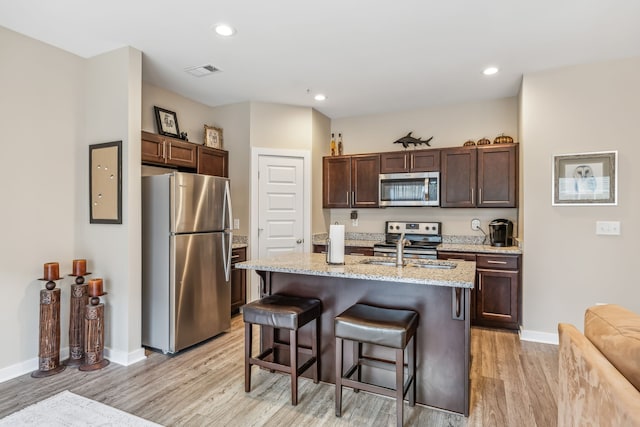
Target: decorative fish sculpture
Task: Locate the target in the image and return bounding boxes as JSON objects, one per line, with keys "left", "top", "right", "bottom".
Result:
{"left": 393, "top": 132, "right": 433, "bottom": 149}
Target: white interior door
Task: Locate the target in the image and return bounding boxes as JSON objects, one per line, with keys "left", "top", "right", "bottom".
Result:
{"left": 258, "top": 155, "right": 305, "bottom": 259}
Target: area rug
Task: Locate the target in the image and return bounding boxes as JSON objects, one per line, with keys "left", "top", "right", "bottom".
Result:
{"left": 0, "top": 390, "right": 161, "bottom": 426}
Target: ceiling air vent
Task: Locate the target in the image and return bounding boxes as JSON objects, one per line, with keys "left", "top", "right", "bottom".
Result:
{"left": 184, "top": 64, "right": 221, "bottom": 77}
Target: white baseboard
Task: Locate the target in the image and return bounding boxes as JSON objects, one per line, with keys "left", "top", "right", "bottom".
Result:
{"left": 0, "top": 348, "right": 70, "bottom": 384}
{"left": 0, "top": 346, "right": 146, "bottom": 384}
{"left": 104, "top": 347, "right": 146, "bottom": 366}
{"left": 519, "top": 328, "right": 559, "bottom": 345}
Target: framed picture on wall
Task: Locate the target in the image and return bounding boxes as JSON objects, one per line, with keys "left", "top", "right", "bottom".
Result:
{"left": 154, "top": 106, "right": 180, "bottom": 138}
{"left": 204, "top": 125, "right": 223, "bottom": 149}
{"left": 552, "top": 151, "right": 617, "bottom": 205}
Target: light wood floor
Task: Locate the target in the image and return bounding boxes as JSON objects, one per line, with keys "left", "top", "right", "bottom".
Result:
{"left": 0, "top": 314, "right": 558, "bottom": 426}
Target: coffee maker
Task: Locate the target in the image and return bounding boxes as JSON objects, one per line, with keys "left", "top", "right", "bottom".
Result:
{"left": 489, "top": 219, "right": 514, "bottom": 247}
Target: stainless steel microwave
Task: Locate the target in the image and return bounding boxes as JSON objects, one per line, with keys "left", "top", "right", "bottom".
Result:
{"left": 379, "top": 172, "right": 440, "bottom": 207}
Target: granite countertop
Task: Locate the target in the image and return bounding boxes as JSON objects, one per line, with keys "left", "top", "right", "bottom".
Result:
{"left": 438, "top": 243, "right": 522, "bottom": 255}
{"left": 236, "top": 252, "right": 475, "bottom": 289}
{"left": 312, "top": 232, "right": 522, "bottom": 255}
{"left": 232, "top": 243, "right": 248, "bottom": 249}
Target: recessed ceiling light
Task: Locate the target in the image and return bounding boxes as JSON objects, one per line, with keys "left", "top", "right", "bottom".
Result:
{"left": 314, "top": 94, "right": 327, "bottom": 101}
{"left": 483, "top": 67, "right": 499, "bottom": 76}
{"left": 214, "top": 23, "right": 236, "bottom": 37}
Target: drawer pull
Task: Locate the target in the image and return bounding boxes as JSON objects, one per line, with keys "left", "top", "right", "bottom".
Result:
{"left": 487, "top": 260, "right": 507, "bottom": 265}
{"left": 350, "top": 252, "right": 365, "bottom": 256}
{"left": 231, "top": 255, "right": 240, "bottom": 259}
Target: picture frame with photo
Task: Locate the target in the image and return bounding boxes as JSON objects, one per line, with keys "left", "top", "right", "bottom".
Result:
{"left": 204, "top": 125, "right": 223, "bottom": 149}
{"left": 552, "top": 151, "right": 617, "bottom": 206}
{"left": 154, "top": 106, "right": 180, "bottom": 138}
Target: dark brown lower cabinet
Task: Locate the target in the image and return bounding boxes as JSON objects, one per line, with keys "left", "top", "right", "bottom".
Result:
{"left": 438, "top": 251, "right": 521, "bottom": 330}
{"left": 312, "top": 244, "right": 374, "bottom": 256}
{"left": 231, "top": 247, "right": 247, "bottom": 314}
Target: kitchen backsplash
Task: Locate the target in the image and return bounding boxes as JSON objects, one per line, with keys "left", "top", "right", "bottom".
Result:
{"left": 313, "top": 232, "right": 492, "bottom": 246}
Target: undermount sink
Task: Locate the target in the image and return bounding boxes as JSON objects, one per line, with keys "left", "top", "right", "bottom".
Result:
{"left": 359, "top": 259, "right": 399, "bottom": 267}
{"left": 407, "top": 260, "right": 456, "bottom": 269}
{"left": 359, "top": 259, "right": 456, "bottom": 269}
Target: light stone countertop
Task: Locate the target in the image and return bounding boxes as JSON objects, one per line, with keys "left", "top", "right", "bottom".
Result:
{"left": 438, "top": 243, "right": 522, "bottom": 255}
{"left": 236, "top": 252, "right": 475, "bottom": 289}
{"left": 232, "top": 243, "right": 248, "bottom": 249}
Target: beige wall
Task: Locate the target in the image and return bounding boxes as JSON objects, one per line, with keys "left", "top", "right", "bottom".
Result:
{"left": 78, "top": 46, "right": 143, "bottom": 360}
{"left": 312, "top": 109, "right": 332, "bottom": 233}
{"left": 520, "top": 57, "right": 640, "bottom": 336}
{"left": 249, "top": 102, "right": 313, "bottom": 150}
{"left": 142, "top": 82, "right": 217, "bottom": 145}
{"left": 212, "top": 102, "right": 251, "bottom": 235}
{"left": 0, "top": 28, "right": 144, "bottom": 377}
{"left": 0, "top": 26, "right": 83, "bottom": 374}
{"left": 329, "top": 98, "right": 519, "bottom": 236}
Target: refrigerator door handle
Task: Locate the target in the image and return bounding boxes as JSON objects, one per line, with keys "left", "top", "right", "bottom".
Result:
{"left": 222, "top": 180, "right": 233, "bottom": 282}
{"left": 223, "top": 231, "right": 233, "bottom": 282}
{"left": 223, "top": 180, "right": 233, "bottom": 232}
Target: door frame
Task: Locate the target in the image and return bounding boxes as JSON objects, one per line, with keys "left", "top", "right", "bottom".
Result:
{"left": 249, "top": 147, "right": 311, "bottom": 301}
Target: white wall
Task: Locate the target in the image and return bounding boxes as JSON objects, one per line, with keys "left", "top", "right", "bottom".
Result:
{"left": 520, "top": 57, "right": 640, "bottom": 335}
{"left": 0, "top": 26, "right": 83, "bottom": 376}
{"left": 329, "top": 97, "right": 519, "bottom": 235}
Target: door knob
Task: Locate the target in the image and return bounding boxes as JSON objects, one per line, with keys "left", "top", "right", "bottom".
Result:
{"left": 296, "top": 239, "right": 303, "bottom": 244}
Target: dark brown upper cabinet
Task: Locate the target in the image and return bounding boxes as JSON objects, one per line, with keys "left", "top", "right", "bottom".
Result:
{"left": 323, "top": 154, "right": 380, "bottom": 208}
{"left": 380, "top": 149, "right": 440, "bottom": 174}
{"left": 441, "top": 144, "right": 518, "bottom": 208}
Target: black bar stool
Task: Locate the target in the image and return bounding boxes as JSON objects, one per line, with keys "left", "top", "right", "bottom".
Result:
{"left": 242, "top": 294, "right": 322, "bottom": 405}
{"left": 334, "top": 303, "right": 418, "bottom": 427}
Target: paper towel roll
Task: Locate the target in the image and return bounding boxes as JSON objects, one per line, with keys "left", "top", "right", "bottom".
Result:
{"left": 328, "top": 224, "right": 345, "bottom": 264}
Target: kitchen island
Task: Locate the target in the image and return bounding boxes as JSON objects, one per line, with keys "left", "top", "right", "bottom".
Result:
{"left": 237, "top": 253, "right": 475, "bottom": 416}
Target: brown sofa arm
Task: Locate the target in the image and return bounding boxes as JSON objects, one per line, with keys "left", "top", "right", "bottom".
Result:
{"left": 558, "top": 323, "right": 640, "bottom": 427}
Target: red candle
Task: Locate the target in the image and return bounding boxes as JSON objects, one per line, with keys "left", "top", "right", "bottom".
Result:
{"left": 88, "top": 278, "right": 103, "bottom": 297}
{"left": 43, "top": 262, "right": 59, "bottom": 281}
{"left": 72, "top": 259, "right": 87, "bottom": 276}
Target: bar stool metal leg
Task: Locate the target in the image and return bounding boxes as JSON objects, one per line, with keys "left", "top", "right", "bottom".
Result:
{"left": 335, "top": 336, "right": 343, "bottom": 417}
{"left": 409, "top": 336, "right": 416, "bottom": 406}
{"left": 396, "top": 348, "right": 404, "bottom": 426}
{"left": 245, "top": 323, "right": 252, "bottom": 392}
{"left": 312, "top": 317, "right": 320, "bottom": 384}
{"left": 290, "top": 329, "right": 298, "bottom": 405}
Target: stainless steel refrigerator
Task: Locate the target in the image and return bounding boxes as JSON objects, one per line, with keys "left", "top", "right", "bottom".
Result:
{"left": 142, "top": 172, "right": 232, "bottom": 354}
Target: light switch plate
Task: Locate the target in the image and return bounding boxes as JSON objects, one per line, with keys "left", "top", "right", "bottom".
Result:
{"left": 596, "top": 221, "right": 620, "bottom": 235}
{"left": 233, "top": 218, "right": 240, "bottom": 230}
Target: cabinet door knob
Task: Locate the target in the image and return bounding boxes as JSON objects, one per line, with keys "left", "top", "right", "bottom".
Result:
{"left": 296, "top": 239, "right": 303, "bottom": 244}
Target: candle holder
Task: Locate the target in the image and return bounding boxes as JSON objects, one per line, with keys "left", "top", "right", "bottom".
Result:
{"left": 32, "top": 273, "right": 66, "bottom": 378}
{"left": 63, "top": 272, "right": 91, "bottom": 367}
{"left": 79, "top": 292, "right": 109, "bottom": 371}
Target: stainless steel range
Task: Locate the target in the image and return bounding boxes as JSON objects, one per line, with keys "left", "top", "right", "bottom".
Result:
{"left": 373, "top": 221, "right": 442, "bottom": 259}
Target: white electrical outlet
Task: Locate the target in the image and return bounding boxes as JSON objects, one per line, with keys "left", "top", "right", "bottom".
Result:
{"left": 352, "top": 218, "right": 358, "bottom": 227}
{"left": 471, "top": 219, "right": 481, "bottom": 231}
{"left": 596, "top": 221, "right": 620, "bottom": 235}
{"left": 233, "top": 218, "right": 240, "bottom": 230}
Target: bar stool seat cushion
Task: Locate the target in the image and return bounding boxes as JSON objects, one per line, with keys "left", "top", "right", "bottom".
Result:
{"left": 243, "top": 294, "right": 321, "bottom": 330}
{"left": 335, "top": 303, "right": 418, "bottom": 349}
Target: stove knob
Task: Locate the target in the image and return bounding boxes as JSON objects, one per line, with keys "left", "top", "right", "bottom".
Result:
{"left": 395, "top": 225, "right": 400, "bottom": 230}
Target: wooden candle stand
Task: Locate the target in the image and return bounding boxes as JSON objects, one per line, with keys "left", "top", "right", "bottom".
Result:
{"left": 64, "top": 273, "right": 90, "bottom": 367}
{"left": 32, "top": 277, "right": 66, "bottom": 378}
{"left": 79, "top": 293, "right": 109, "bottom": 371}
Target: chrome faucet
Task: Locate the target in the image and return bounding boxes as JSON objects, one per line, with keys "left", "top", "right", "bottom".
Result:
{"left": 396, "top": 233, "right": 409, "bottom": 266}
